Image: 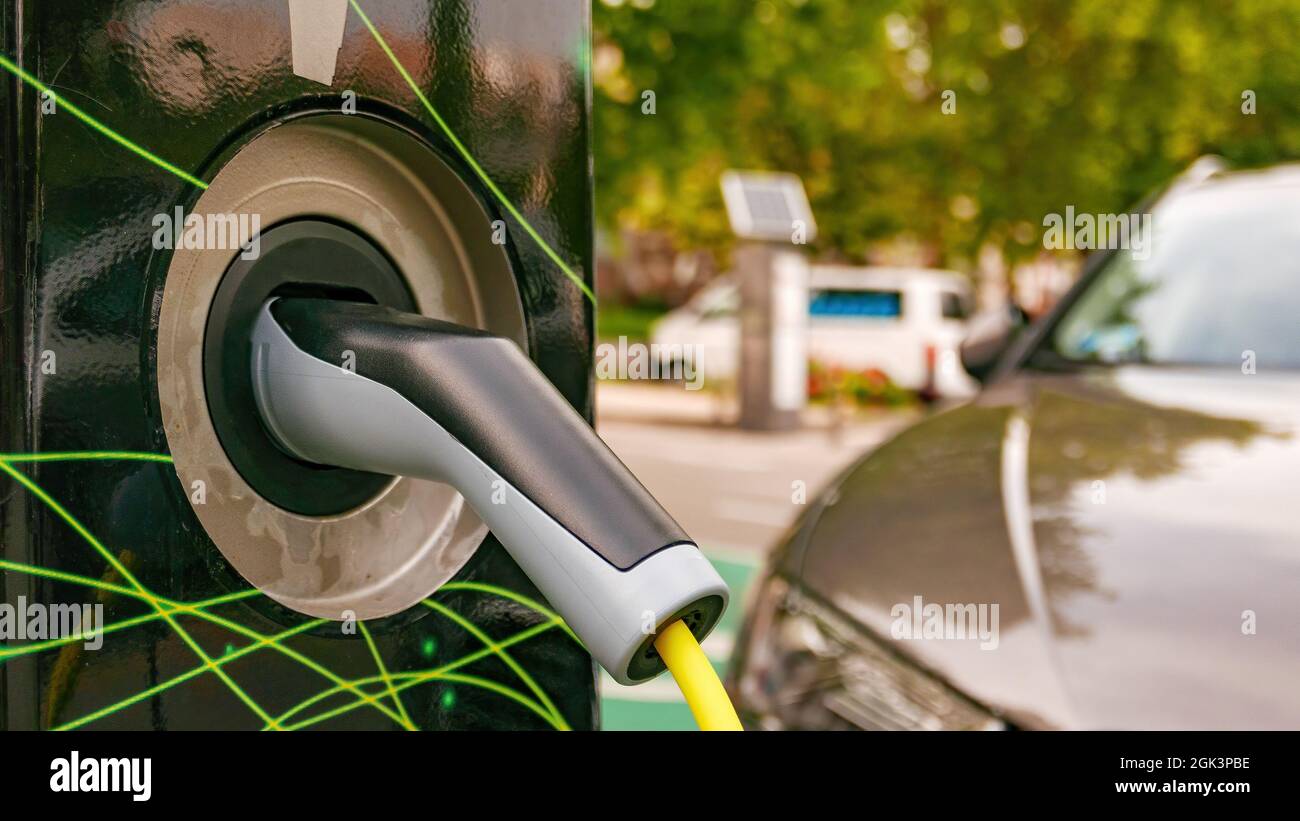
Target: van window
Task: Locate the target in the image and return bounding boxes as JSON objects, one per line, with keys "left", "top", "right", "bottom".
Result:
{"left": 940, "top": 291, "right": 971, "bottom": 320}
{"left": 809, "top": 289, "right": 902, "bottom": 318}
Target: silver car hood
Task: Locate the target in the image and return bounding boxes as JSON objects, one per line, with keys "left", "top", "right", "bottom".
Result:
{"left": 784, "top": 366, "right": 1300, "bottom": 729}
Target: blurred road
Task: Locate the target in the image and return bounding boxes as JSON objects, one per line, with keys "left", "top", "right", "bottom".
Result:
{"left": 592, "top": 382, "right": 918, "bottom": 729}
{"left": 597, "top": 383, "right": 916, "bottom": 557}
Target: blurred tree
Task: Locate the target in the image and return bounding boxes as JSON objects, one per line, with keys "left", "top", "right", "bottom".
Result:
{"left": 594, "top": 0, "right": 1300, "bottom": 270}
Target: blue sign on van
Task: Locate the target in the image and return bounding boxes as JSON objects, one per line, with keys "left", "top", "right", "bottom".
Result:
{"left": 809, "top": 289, "right": 903, "bottom": 318}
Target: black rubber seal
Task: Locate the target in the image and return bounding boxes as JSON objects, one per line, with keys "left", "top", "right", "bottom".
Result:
{"left": 202, "top": 220, "right": 417, "bottom": 515}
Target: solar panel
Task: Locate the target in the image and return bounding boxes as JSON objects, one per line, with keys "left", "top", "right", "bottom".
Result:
{"left": 721, "top": 170, "right": 817, "bottom": 242}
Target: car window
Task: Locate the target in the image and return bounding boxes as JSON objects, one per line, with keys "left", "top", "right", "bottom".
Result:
{"left": 809, "top": 288, "right": 902, "bottom": 318}
{"left": 1048, "top": 182, "right": 1300, "bottom": 368}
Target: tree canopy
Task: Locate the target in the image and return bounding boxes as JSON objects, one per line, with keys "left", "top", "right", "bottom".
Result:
{"left": 594, "top": 0, "right": 1300, "bottom": 269}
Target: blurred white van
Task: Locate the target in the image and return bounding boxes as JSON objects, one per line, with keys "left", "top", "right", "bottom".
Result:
{"left": 650, "top": 265, "right": 978, "bottom": 398}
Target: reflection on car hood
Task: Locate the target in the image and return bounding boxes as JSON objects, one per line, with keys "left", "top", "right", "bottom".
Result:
{"left": 781, "top": 367, "right": 1300, "bottom": 729}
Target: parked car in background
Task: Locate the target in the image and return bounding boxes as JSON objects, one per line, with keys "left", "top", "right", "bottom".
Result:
{"left": 650, "top": 266, "right": 979, "bottom": 398}
{"left": 728, "top": 163, "right": 1300, "bottom": 730}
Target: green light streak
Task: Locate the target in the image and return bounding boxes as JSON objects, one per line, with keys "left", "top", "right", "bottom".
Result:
{"left": 358, "top": 620, "right": 416, "bottom": 731}
{"left": 279, "top": 652, "right": 563, "bottom": 731}
{"left": 0, "top": 585, "right": 260, "bottom": 662}
{"left": 0, "top": 54, "right": 208, "bottom": 190}
{"left": 286, "top": 671, "right": 554, "bottom": 731}
{"left": 421, "top": 599, "right": 568, "bottom": 730}
{"left": 0, "top": 451, "right": 173, "bottom": 464}
{"left": 54, "top": 619, "right": 326, "bottom": 731}
{"left": 1, "top": 547, "right": 574, "bottom": 730}
{"left": 1, "top": 451, "right": 578, "bottom": 730}
{"left": 1, "top": 556, "right": 412, "bottom": 726}
{"left": 0, "top": 460, "right": 278, "bottom": 728}
{"left": 2, "top": 529, "right": 484, "bottom": 729}
{"left": 0, "top": 557, "right": 158, "bottom": 601}
{"left": 269, "top": 618, "right": 564, "bottom": 730}
{"left": 440, "top": 581, "right": 581, "bottom": 644}
{"left": 187, "top": 608, "right": 410, "bottom": 726}
{"left": 1, "top": 609, "right": 169, "bottom": 662}
{"left": 348, "top": 0, "right": 596, "bottom": 305}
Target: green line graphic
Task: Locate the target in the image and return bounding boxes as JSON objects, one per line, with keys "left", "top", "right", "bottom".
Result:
{"left": 0, "top": 459, "right": 280, "bottom": 727}
{"left": 358, "top": 620, "right": 417, "bottom": 731}
{"left": 283, "top": 670, "right": 559, "bottom": 731}
{"left": 2, "top": 532, "right": 569, "bottom": 730}
{"left": 440, "top": 580, "right": 580, "bottom": 643}
{"left": 0, "top": 452, "right": 578, "bottom": 731}
{"left": 0, "top": 54, "right": 208, "bottom": 190}
{"left": 422, "top": 598, "right": 569, "bottom": 730}
{"left": 0, "top": 585, "right": 259, "bottom": 662}
{"left": 348, "top": 0, "right": 596, "bottom": 305}
{"left": 0, "top": 554, "right": 408, "bottom": 727}
{"left": 271, "top": 619, "right": 566, "bottom": 731}
{"left": 55, "top": 619, "right": 328, "bottom": 732}
{"left": 0, "top": 451, "right": 173, "bottom": 464}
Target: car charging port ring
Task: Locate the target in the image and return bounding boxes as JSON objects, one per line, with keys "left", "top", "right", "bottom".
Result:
{"left": 157, "top": 113, "right": 527, "bottom": 622}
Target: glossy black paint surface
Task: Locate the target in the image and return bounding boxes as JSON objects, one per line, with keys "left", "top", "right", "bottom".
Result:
{"left": 2, "top": 0, "right": 596, "bottom": 730}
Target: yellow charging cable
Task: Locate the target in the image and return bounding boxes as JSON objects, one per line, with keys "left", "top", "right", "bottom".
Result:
{"left": 654, "top": 620, "right": 743, "bottom": 731}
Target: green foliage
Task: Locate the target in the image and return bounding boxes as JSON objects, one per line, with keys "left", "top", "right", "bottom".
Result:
{"left": 595, "top": 301, "right": 668, "bottom": 343}
{"left": 594, "top": 0, "right": 1300, "bottom": 267}
{"left": 808, "top": 360, "right": 914, "bottom": 406}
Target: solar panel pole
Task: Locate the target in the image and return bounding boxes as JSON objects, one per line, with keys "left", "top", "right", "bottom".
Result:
{"left": 737, "top": 243, "right": 808, "bottom": 431}
{"left": 720, "top": 171, "right": 815, "bottom": 431}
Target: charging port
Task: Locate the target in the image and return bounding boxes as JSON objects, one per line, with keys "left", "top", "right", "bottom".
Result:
{"left": 203, "top": 219, "right": 416, "bottom": 516}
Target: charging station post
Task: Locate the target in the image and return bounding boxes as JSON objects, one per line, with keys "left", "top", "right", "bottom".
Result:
{"left": 721, "top": 171, "right": 816, "bottom": 431}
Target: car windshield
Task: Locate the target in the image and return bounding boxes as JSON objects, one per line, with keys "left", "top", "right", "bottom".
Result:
{"left": 1050, "top": 177, "right": 1300, "bottom": 368}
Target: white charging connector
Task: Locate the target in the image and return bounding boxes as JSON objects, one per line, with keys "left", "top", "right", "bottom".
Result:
{"left": 249, "top": 298, "right": 728, "bottom": 685}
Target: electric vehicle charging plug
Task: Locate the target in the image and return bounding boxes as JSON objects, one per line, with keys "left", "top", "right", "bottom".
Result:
{"left": 248, "top": 297, "right": 741, "bottom": 727}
